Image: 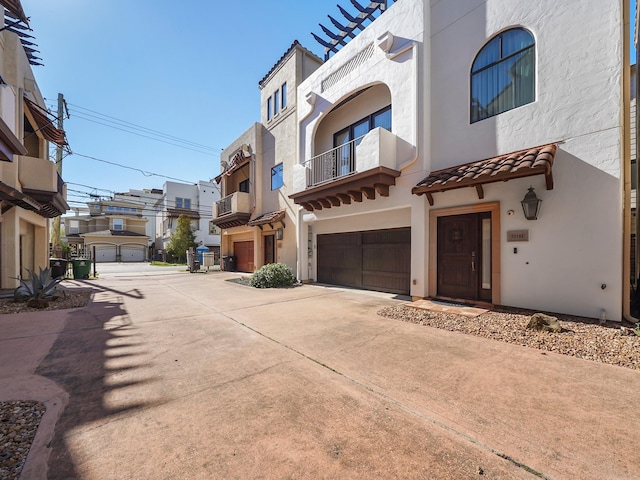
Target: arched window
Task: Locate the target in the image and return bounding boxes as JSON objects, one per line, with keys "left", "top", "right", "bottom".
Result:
{"left": 471, "top": 28, "right": 535, "bottom": 123}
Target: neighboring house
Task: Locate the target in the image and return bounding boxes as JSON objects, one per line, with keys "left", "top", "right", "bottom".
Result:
{"left": 155, "top": 180, "right": 221, "bottom": 260}
{"left": 289, "top": 0, "right": 628, "bottom": 321}
{"left": 0, "top": 1, "right": 69, "bottom": 287}
{"left": 114, "top": 188, "right": 163, "bottom": 255}
{"left": 212, "top": 41, "right": 322, "bottom": 273}
{"left": 63, "top": 198, "right": 149, "bottom": 262}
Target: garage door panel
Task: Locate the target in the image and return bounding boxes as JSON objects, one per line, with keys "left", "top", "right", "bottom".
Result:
{"left": 121, "top": 246, "right": 145, "bottom": 262}
{"left": 235, "top": 241, "right": 254, "bottom": 273}
{"left": 318, "top": 228, "right": 410, "bottom": 295}
{"left": 95, "top": 245, "right": 116, "bottom": 263}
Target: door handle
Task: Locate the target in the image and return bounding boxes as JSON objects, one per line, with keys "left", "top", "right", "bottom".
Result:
{"left": 471, "top": 252, "right": 476, "bottom": 272}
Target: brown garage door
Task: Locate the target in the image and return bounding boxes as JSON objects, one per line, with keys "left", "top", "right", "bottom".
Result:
{"left": 234, "top": 241, "right": 254, "bottom": 272}
{"left": 317, "top": 228, "right": 411, "bottom": 295}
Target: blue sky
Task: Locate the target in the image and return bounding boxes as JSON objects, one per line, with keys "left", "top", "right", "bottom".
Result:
{"left": 22, "top": 0, "right": 344, "bottom": 207}
{"left": 21, "top": 0, "right": 635, "bottom": 210}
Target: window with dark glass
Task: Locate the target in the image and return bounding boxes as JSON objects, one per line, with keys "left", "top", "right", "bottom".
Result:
{"left": 471, "top": 28, "right": 535, "bottom": 123}
{"left": 274, "top": 90, "right": 280, "bottom": 116}
{"left": 281, "top": 82, "right": 287, "bottom": 109}
{"left": 271, "top": 163, "right": 284, "bottom": 190}
{"left": 176, "top": 197, "right": 191, "bottom": 209}
{"left": 239, "top": 179, "right": 250, "bottom": 193}
{"left": 267, "top": 96, "right": 273, "bottom": 120}
{"left": 332, "top": 105, "right": 392, "bottom": 148}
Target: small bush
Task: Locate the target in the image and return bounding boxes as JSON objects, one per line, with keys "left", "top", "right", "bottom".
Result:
{"left": 249, "top": 263, "right": 297, "bottom": 288}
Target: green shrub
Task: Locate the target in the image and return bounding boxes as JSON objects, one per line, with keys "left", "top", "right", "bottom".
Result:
{"left": 249, "top": 263, "right": 297, "bottom": 288}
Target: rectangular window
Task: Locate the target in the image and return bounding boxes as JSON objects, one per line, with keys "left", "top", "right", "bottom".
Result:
{"left": 274, "top": 90, "right": 280, "bottom": 116}
{"left": 281, "top": 82, "right": 287, "bottom": 109}
{"left": 271, "top": 163, "right": 284, "bottom": 190}
{"left": 113, "top": 218, "right": 124, "bottom": 231}
{"left": 333, "top": 105, "right": 392, "bottom": 148}
{"left": 176, "top": 197, "right": 191, "bottom": 209}
{"left": 267, "top": 96, "right": 273, "bottom": 120}
{"left": 68, "top": 220, "right": 79, "bottom": 234}
{"left": 239, "top": 179, "right": 250, "bottom": 193}
{"left": 108, "top": 206, "right": 115, "bottom": 211}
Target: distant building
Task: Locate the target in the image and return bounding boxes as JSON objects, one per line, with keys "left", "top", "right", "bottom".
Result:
{"left": 63, "top": 197, "right": 149, "bottom": 262}
{"left": 155, "top": 180, "right": 221, "bottom": 261}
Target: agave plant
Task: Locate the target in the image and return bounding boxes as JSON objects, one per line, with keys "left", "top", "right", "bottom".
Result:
{"left": 13, "top": 267, "right": 64, "bottom": 305}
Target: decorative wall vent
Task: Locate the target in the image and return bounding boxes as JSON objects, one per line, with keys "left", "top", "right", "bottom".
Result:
{"left": 321, "top": 43, "right": 374, "bottom": 93}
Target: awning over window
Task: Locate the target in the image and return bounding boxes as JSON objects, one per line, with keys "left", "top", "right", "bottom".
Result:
{"left": 214, "top": 145, "right": 251, "bottom": 183}
{"left": 23, "top": 97, "right": 68, "bottom": 147}
{"left": 0, "top": 180, "right": 41, "bottom": 212}
{"left": 247, "top": 209, "right": 286, "bottom": 228}
{"left": 0, "top": 0, "right": 29, "bottom": 25}
{"left": 167, "top": 208, "right": 200, "bottom": 219}
{"left": 0, "top": 116, "right": 27, "bottom": 161}
{"left": 412, "top": 143, "right": 556, "bottom": 205}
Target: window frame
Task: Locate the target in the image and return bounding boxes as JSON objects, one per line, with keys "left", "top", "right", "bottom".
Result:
{"left": 271, "top": 163, "right": 284, "bottom": 190}
{"left": 267, "top": 96, "right": 273, "bottom": 121}
{"left": 470, "top": 27, "right": 535, "bottom": 124}
{"left": 175, "top": 197, "right": 191, "bottom": 209}
{"left": 112, "top": 218, "right": 124, "bottom": 231}
{"left": 281, "top": 82, "right": 287, "bottom": 110}
{"left": 274, "top": 89, "right": 280, "bottom": 116}
{"left": 333, "top": 105, "right": 392, "bottom": 148}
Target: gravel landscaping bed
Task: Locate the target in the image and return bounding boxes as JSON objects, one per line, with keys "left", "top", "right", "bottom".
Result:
{"left": 378, "top": 305, "right": 640, "bottom": 370}
{"left": 0, "top": 401, "right": 45, "bottom": 480}
{"left": 0, "top": 289, "right": 92, "bottom": 315}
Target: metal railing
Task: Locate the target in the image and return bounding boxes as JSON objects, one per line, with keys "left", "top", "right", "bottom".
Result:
{"left": 216, "top": 194, "right": 233, "bottom": 216}
{"left": 305, "top": 136, "right": 362, "bottom": 187}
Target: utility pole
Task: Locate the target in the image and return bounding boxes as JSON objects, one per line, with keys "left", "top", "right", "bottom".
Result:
{"left": 51, "top": 93, "right": 64, "bottom": 256}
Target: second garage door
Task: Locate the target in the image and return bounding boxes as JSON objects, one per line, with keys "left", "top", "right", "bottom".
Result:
{"left": 94, "top": 245, "right": 117, "bottom": 263}
{"left": 317, "top": 227, "right": 411, "bottom": 295}
{"left": 121, "top": 245, "right": 146, "bottom": 262}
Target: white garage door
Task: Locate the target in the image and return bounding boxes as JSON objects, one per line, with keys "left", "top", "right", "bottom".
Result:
{"left": 94, "top": 245, "right": 117, "bottom": 262}
{"left": 121, "top": 245, "right": 146, "bottom": 262}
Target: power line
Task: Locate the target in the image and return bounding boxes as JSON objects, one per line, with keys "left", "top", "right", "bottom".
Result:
{"left": 70, "top": 152, "right": 201, "bottom": 184}
{"left": 71, "top": 112, "right": 219, "bottom": 156}
{"left": 68, "top": 103, "right": 219, "bottom": 151}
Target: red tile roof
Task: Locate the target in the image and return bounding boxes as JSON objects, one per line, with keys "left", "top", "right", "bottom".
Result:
{"left": 247, "top": 209, "right": 286, "bottom": 227}
{"left": 412, "top": 143, "right": 556, "bottom": 204}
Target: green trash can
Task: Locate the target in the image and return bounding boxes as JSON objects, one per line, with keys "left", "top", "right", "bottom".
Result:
{"left": 71, "top": 258, "right": 92, "bottom": 279}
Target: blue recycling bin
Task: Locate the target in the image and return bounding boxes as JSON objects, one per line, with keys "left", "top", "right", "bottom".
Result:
{"left": 196, "top": 246, "right": 209, "bottom": 264}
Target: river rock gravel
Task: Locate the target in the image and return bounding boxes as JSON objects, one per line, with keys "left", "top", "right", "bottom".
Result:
{"left": 378, "top": 305, "right": 640, "bottom": 370}
{"left": 0, "top": 401, "right": 45, "bottom": 480}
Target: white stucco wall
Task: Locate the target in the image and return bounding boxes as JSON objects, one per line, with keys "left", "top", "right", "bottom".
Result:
{"left": 429, "top": 0, "right": 624, "bottom": 319}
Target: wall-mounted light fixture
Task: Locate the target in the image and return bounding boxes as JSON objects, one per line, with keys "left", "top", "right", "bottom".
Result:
{"left": 276, "top": 227, "right": 283, "bottom": 240}
{"left": 521, "top": 186, "right": 542, "bottom": 220}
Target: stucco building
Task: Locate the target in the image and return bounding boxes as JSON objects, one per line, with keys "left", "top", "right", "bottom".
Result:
{"left": 155, "top": 180, "right": 221, "bottom": 260}
{"left": 290, "top": 0, "right": 629, "bottom": 321}
{"left": 213, "top": 42, "right": 322, "bottom": 273}
{"left": 0, "top": 1, "right": 69, "bottom": 287}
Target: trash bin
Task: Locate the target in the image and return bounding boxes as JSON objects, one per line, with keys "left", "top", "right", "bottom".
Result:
{"left": 49, "top": 258, "right": 68, "bottom": 279}
{"left": 222, "top": 255, "right": 236, "bottom": 272}
{"left": 71, "top": 258, "right": 92, "bottom": 279}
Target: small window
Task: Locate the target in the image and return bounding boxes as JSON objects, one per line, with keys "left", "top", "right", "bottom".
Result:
{"left": 239, "top": 179, "right": 250, "bottom": 193}
{"left": 67, "top": 220, "right": 79, "bottom": 234}
{"left": 113, "top": 218, "right": 124, "bottom": 231}
{"left": 274, "top": 90, "right": 280, "bottom": 116}
{"left": 108, "top": 206, "right": 115, "bottom": 211}
{"left": 267, "top": 96, "right": 273, "bottom": 120}
{"left": 471, "top": 28, "right": 535, "bottom": 123}
{"left": 175, "top": 197, "right": 191, "bottom": 209}
{"left": 271, "top": 163, "right": 284, "bottom": 190}
{"left": 281, "top": 82, "right": 287, "bottom": 109}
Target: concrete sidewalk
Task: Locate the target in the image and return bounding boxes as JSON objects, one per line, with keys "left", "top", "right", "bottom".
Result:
{"left": 1, "top": 271, "right": 639, "bottom": 479}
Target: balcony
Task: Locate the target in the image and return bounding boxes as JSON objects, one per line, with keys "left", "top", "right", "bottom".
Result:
{"left": 212, "top": 191, "right": 251, "bottom": 229}
{"left": 18, "top": 156, "right": 69, "bottom": 217}
{"left": 290, "top": 127, "right": 402, "bottom": 211}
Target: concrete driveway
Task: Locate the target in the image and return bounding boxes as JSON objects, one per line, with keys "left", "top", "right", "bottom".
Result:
{"left": 1, "top": 266, "right": 639, "bottom": 479}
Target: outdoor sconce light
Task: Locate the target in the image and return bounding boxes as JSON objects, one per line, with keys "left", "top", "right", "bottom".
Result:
{"left": 276, "top": 228, "right": 284, "bottom": 240}
{"left": 521, "top": 186, "right": 542, "bottom": 220}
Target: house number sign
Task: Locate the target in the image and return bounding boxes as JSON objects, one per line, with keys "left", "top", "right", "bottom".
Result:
{"left": 507, "top": 230, "right": 529, "bottom": 242}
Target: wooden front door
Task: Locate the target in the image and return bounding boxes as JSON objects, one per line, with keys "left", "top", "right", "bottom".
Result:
{"left": 437, "top": 213, "right": 491, "bottom": 301}
{"left": 264, "top": 235, "right": 275, "bottom": 265}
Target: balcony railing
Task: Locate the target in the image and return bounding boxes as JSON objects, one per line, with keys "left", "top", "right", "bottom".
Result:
{"left": 304, "top": 136, "right": 363, "bottom": 187}
{"left": 217, "top": 194, "right": 233, "bottom": 216}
